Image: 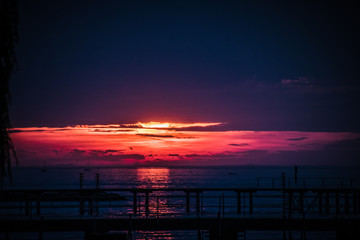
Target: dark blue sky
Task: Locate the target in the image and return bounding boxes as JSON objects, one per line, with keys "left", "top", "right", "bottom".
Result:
{"left": 11, "top": 1, "right": 360, "bottom": 131}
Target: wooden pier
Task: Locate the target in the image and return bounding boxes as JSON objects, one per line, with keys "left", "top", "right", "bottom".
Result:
{"left": 1, "top": 187, "right": 360, "bottom": 239}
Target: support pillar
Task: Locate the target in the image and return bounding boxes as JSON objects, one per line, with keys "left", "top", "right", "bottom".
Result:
{"left": 133, "top": 191, "right": 137, "bottom": 215}
{"left": 186, "top": 191, "right": 190, "bottom": 213}
{"left": 145, "top": 192, "right": 149, "bottom": 216}
{"left": 237, "top": 191, "right": 241, "bottom": 214}
{"left": 196, "top": 191, "right": 200, "bottom": 213}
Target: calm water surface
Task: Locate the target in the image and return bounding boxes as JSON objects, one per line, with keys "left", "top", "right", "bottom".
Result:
{"left": 3, "top": 166, "right": 359, "bottom": 240}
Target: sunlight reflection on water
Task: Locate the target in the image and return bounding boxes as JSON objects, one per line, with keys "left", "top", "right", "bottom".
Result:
{"left": 137, "top": 168, "right": 170, "bottom": 188}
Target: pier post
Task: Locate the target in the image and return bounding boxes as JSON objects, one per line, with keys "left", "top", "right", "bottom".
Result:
{"left": 25, "top": 195, "right": 30, "bottom": 216}
{"left": 358, "top": 191, "right": 360, "bottom": 214}
{"left": 96, "top": 173, "right": 99, "bottom": 189}
{"left": 145, "top": 191, "right": 149, "bottom": 216}
{"left": 89, "top": 199, "right": 93, "bottom": 215}
{"left": 80, "top": 196, "right": 85, "bottom": 215}
{"left": 196, "top": 191, "right": 200, "bottom": 213}
{"left": 222, "top": 193, "right": 225, "bottom": 216}
{"left": 80, "top": 173, "right": 83, "bottom": 189}
{"left": 237, "top": 191, "right": 241, "bottom": 214}
{"left": 282, "top": 172, "right": 287, "bottom": 240}
{"left": 325, "top": 192, "right": 330, "bottom": 214}
{"left": 249, "top": 192, "right": 253, "bottom": 214}
{"left": 345, "top": 192, "right": 350, "bottom": 214}
{"left": 300, "top": 191, "right": 304, "bottom": 213}
{"left": 133, "top": 191, "right": 137, "bottom": 215}
{"left": 79, "top": 173, "right": 84, "bottom": 215}
{"left": 156, "top": 196, "right": 159, "bottom": 216}
{"left": 294, "top": 166, "right": 298, "bottom": 184}
{"left": 319, "top": 192, "right": 322, "bottom": 213}
{"left": 288, "top": 191, "right": 292, "bottom": 214}
{"left": 282, "top": 172, "right": 286, "bottom": 217}
{"left": 336, "top": 192, "right": 340, "bottom": 215}
{"left": 36, "top": 198, "right": 41, "bottom": 216}
{"left": 186, "top": 191, "right": 190, "bottom": 213}
{"left": 353, "top": 192, "right": 357, "bottom": 214}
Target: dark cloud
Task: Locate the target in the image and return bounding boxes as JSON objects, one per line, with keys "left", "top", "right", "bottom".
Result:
{"left": 92, "top": 129, "right": 133, "bottom": 133}
{"left": 168, "top": 154, "right": 180, "bottom": 157}
{"left": 88, "top": 149, "right": 122, "bottom": 156}
{"left": 185, "top": 154, "right": 201, "bottom": 158}
{"left": 69, "top": 149, "right": 86, "bottom": 157}
{"left": 9, "top": 129, "right": 45, "bottom": 133}
{"left": 105, "top": 154, "right": 145, "bottom": 161}
{"left": 228, "top": 143, "right": 249, "bottom": 146}
{"left": 105, "top": 149, "right": 120, "bottom": 153}
{"left": 136, "top": 134, "right": 175, "bottom": 138}
{"left": 286, "top": 137, "right": 308, "bottom": 141}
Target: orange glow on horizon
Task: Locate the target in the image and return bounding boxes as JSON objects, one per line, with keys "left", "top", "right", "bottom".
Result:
{"left": 9, "top": 122, "right": 360, "bottom": 166}
{"left": 136, "top": 121, "right": 222, "bottom": 129}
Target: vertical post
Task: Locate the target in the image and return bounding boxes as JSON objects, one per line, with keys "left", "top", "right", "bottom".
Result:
{"left": 201, "top": 192, "right": 204, "bottom": 215}
{"left": 243, "top": 192, "right": 246, "bottom": 215}
{"left": 358, "top": 192, "right": 360, "bottom": 214}
{"left": 294, "top": 166, "right": 298, "bottom": 185}
{"left": 282, "top": 172, "right": 287, "bottom": 240}
{"left": 222, "top": 193, "right": 225, "bottom": 217}
{"left": 133, "top": 191, "right": 137, "bottom": 215}
{"left": 282, "top": 172, "right": 286, "bottom": 216}
{"left": 288, "top": 191, "right": 292, "bottom": 214}
{"left": 325, "top": 192, "right": 330, "bottom": 213}
{"left": 249, "top": 192, "right": 253, "bottom": 214}
{"left": 25, "top": 194, "right": 29, "bottom": 216}
{"left": 336, "top": 192, "right": 340, "bottom": 215}
{"left": 319, "top": 192, "right": 323, "bottom": 213}
{"left": 237, "top": 191, "right": 241, "bottom": 214}
{"left": 186, "top": 191, "right": 190, "bottom": 213}
{"left": 80, "top": 173, "right": 83, "bottom": 189}
{"left": 145, "top": 191, "right": 149, "bottom": 216}
{"left": 353, "top": 192, "right": 357, "bottom": 214}
{"left": 218, "top": 196, "right": 221, "bottom": 215}
{"left": 156, "top": 196, "right": 159, "bottom": 216}
{"left": 79, "top": 173, "right": 84, "bottom": 215}
{"left": 345, "top": 192, "right": 349, "bottom": 214}
{"left": 95, "top": 173, "right": 99, "bottom": 217}
{"left": 300, "top": 191, "right": 304, "bottom": 213}
{"left": 89, "top": 199, "right": 93, "bottom": 215}
{"left": 128, "top": 215, "right": 133, "bottom": 240}
{"left": 196, "top": 191, "right": 200, "bottom": 213}
{"left": 96, "top": 173, "right": 99, "bottom": 189}
{"left": 36, "top": 198, "right": 41, "bottom": 216}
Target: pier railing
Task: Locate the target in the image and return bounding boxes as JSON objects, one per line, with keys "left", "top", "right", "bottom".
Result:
{"left": 1, "top": 187, "right": 359, "bottom": 218}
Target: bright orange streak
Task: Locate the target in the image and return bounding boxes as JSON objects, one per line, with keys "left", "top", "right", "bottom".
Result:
{"left": 9, "top": 122, "right": 360, "bottom": 166}
{"left": 134, "top": 122, "right": 222, "bottom": 129}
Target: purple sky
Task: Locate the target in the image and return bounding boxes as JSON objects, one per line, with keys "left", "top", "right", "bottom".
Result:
{"left": 7, "top": 1, "right": 360, "bottom": 166}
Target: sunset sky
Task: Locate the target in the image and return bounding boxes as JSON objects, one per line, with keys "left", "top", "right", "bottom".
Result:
{"left": 9, "top": 1, "right": 360, "bottom": 166}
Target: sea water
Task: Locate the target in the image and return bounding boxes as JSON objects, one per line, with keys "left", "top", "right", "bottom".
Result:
{"left": 2, "top": 166, "right": 359, "bottom": 240}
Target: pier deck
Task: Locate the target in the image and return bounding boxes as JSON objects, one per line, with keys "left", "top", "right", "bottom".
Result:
{"left": 1, "top": 187, "right": 360, "bottom": 239}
